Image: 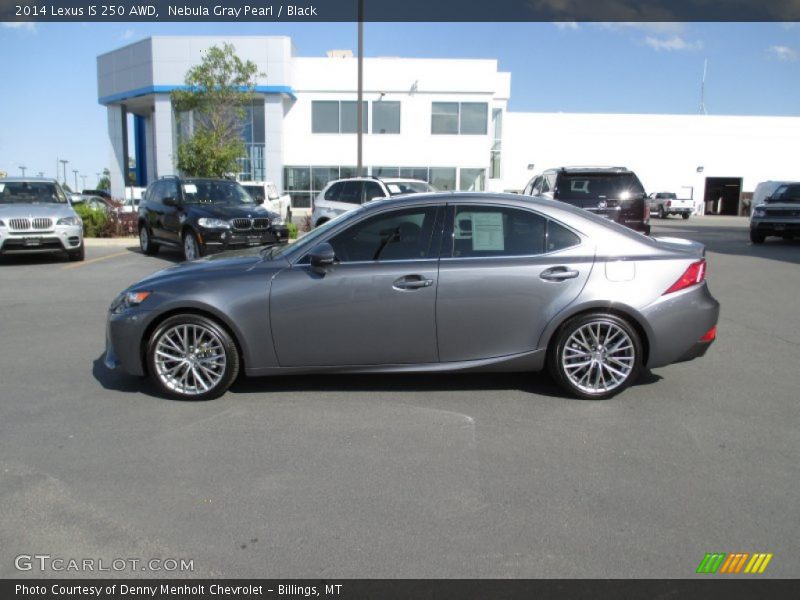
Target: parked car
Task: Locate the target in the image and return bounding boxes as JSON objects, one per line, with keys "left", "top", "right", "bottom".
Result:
{"left": 240, "top": 181, "right": 291, "bottom": 217}
{"left": 749, "top": 182, "right": 800, "bottom": 243}
{"left": 751, "top": 180, "right": 793, "bottom": 210}
{"left": 82, "top": 189, "right": 112, "bottom": 201}
{"left": 311, "top": 177, "right": 435, "bottom": 227}
{"left": 71, "top": 194, "right": 117, "bottom": 213}
{"left": 649, "top": 192, "right": 693, "bottom": 219}
{"left": 137, "top": 176, "right": 289, "bottom": 261}
{"left": 523, "top": 167, "right": 651, "bottom": 235}
{"left": 107, "top": 192, "right": 719, "bottom": 401}
{"left": 0, "top": 177, "right": 84, "bottom": 261}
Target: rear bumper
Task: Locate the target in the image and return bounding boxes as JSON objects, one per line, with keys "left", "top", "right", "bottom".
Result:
{"left": 675, "top": 339, "right": 714, "bottom": 363}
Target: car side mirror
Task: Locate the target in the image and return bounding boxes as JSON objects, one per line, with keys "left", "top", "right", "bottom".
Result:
{"left": 309, "top": 242, "right": 336, "bottom": 273}
{"left": 163, "top": 196, "right": 178, "bottom": 207}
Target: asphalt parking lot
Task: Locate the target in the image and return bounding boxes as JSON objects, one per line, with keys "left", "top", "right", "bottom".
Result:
{"left": 1, "top": 216, "right": 798, "bottom": 579}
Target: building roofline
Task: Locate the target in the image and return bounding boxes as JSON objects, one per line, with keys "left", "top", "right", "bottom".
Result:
{"left": 98, "top": 84, "right": 296, "bottom": 105}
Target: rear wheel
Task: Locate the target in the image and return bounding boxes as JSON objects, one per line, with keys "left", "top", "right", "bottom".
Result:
{"left": 147, "top": 314, "right": 239, "bottom": 401}
{"left": 750, "top": 230, "right": 765, "bottom": 244}
{"left": 548, "top": 313, "right": 643, "bottom": 400}
{"left": 139, "top": 224, "right": 159, "bottom": 255}
{"left": 682, "top": 213, "right": 690, "bottom": 220}
{"left": 183, "top": 229, "right": 204, "bottom": 261}
{"left": 658, "top": 206, "right": 667, "bottom": 219}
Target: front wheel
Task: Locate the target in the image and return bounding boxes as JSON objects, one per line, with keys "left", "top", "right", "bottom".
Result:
{"left": 67, "top": 244, "right": 85, "bottom": 262}
{"left": 750, "top": 230, "right": 765, "bottom": 244}
{"left": 183, "top": 229, "right": 204, "bottom": 261}
{"left": 548, "top": 313, "right": 643, "bottom": 400}
{"left": 139, "top": 225, "right": 159, "bottom": 255}
{"left": 147, "top": 314, "right": 240, "bottom": 400}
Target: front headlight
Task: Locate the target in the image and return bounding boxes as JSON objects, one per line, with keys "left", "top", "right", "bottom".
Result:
{"left": 111, "top": 291, "right": 152, "bottom": 314}
{"left": 271, "top": 216, "right": 286, "bottom": 226}
{"left": 57, "top": 216, "right": 82, "bottom": 226}
{"left": 753, "top": 208, "right": 766, "bottom": 218}
{"left": 197, "top": 218, "right": 231, "bottom": 229}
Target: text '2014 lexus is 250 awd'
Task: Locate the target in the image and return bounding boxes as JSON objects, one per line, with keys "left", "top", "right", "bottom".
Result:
{"left": 105, "top": 193, "right": 719, "bottom": 401}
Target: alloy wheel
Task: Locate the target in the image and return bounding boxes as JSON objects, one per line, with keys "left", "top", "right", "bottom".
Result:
{"left": 560, "top": 320, "right": 636, "bottom": 395}
{"left": 153, "top": 323, "right": 227, "bottom": 397}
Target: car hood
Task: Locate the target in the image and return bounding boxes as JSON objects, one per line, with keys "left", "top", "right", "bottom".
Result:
{"left": 0, "top": 203, "right": 76, "bottom": 218}
{"left": 134, "top": 246, "right": 285, "bottom": 288}
{"left": 188, "top": 204, "right": 279, "bottom": 220}
{"left": 760, "top": 202, "right": 800, "bottom": 210}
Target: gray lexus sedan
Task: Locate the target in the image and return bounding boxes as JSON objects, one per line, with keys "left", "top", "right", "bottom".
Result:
{"left": 105, "top": 193, "right": 719, "bottom": 400}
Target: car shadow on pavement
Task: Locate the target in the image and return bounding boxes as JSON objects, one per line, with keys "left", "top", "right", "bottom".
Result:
{"left": 654, "top": 222, "right": 800, "bottom": 265}
{"left": 125, "top": 246, "right": 183, "bottom": 264}
{"left": 0, "top": 253, "right": 70, "bottom": 266}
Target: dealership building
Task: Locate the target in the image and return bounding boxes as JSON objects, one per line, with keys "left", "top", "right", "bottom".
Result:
{"left": 98, "top": 36, "right": 800, "bottom": 215}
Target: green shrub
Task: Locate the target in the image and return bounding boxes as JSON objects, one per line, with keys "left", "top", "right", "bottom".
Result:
{"left": 74, "top": 204, "right": 108, "bottom": 238}
{"left": 286, "top": 222, "right": 298, "bottom": 239}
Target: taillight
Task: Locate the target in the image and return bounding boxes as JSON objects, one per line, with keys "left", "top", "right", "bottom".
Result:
{"left": 666, "top": 200, "right": 672, "bottom": 207}
{"left": 663, "top": 259, "right": 706, "bottom": 295}
{"left": 643, "top": 200, "right": 650, "bottom": 222}
{"left": 700, "top": 326, "right": 717, "bottom": 342}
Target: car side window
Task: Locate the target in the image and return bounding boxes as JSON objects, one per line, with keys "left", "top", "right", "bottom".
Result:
{"left": 546, "top": 220, "right": 581, "bottom": 252}
{"left": 324, "top": 182, "right": 344, "bottom": 201}
{"left": 338, "top": 181, "right": 362, "bottom": 205}
{"left": 451, "top": 205, "right": 546, "bottom": 258}
{"left": 148, "top": 182, "right": 163, "bottom": 205}
{"left": 529, "top": 176, "right": 543, "bottom": 196}
{"left": 328, "top": 206, "right": 439, "bottom": 262}
{"left": 543, "top": 173, "right": 556, "bottom": 194}
{"left": 363, "top": 181, "right": 385, "bottom": 202}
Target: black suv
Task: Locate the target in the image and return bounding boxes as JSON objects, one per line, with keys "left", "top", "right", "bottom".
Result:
{"left": 523, "top": 167, "right": 650, "bottom": 235}
{"left": 138, "top": 177, "right": 289, "bottom": 261}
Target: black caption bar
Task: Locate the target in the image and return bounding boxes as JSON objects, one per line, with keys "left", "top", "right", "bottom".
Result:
{"left": 4, "top": 580, "right": 800, "bottom": 600}
{"left": 0, "top": 0, "right": 799, "bottom": 22}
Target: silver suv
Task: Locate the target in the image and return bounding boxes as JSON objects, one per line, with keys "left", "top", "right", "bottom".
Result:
{"left": 311, "top": 177, "right": 434, "bottom": 227}
{"left": 750, "top": 182, "right": 800, "bottom": 244}
{"left": 0, "top": 178, "right": 85, "bottom": 261}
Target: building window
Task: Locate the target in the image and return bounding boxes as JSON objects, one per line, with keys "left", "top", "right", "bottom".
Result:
{"left": 429, "top": 167, "right": 457, "bottom": 191}
{"left": 490, "top": 108, "right": 502, "bottom": 179}
{"left": 372, "top": 101, "right": 400, "bottom": 134}
{"left": 460, "top": 168, "right": 486, "bottom": 191}
{"left": 431, "top": 102, "right": 459, "bottom": 135}
{"left": 400, "top": 167, "right": 429, "bottom": 181}
{"left": 372, "top": 166, "right": 400, "bottom": 178}
{"left": 312, "top": 101, "right": 368, "bottom": 134}
{"left": 431, "top": 102, "right": 488, "bottom": 135}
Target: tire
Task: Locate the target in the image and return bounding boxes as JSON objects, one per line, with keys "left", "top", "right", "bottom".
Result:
{"left": 681, "top": 213, "right": 690, "bottom": 220}
{"left": 67, "top": 243, "right": 85, "bottom": 262}
{"left": 782, "top": 234, "right": 794, "bottom": 242}
{"left": 182, "top": 229, "right": 204, "bottom": 261}
{"left": 548, "top": 312, "right": 643, "bottom": 400}
{"left": 750, "top": 230, "right": 765, "bottom": 244}
{"left": 147, "top": 314, "right": 240, "bottom": 401}
{"left": 314, "top": 218, "right": 329, "bottom": 228}
{"left": 658, "top": 206, "right": 667, "bottom": 219}
{"left": 139, "top": 224, "right": 159, "bottom": 255}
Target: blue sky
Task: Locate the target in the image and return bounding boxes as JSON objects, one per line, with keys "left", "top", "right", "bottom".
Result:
{"left": 0, "top": 21, "right": 797, "bottom": 185}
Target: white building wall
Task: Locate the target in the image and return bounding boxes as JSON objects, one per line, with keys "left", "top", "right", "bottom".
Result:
{"left": 153, "top": 94, "right": 175, "bottom": 178}
{"left": 106, "top": 105, "right": 126, "bottom": 200}
{"left": 503, "top": 112, "right": 800, "bottom": 196}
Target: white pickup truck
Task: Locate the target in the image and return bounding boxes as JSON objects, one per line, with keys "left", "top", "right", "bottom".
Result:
{"left": 239, "top": 181, "right": 292, "bottom": 219}
{"left": 649, "top": 192, "right": 693, "bottom": 220}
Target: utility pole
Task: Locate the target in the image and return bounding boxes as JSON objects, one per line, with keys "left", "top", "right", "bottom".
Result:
{"left": 700, "top": 59, "right": 708, "bottom": 115}
{"left": 59, "top": 159, "right": 69, "bottom": 186}
{"left": 72, "top": 169, "right": 79, "bottom": 192}
{"left": 356, "top": 0, "right": 364, "bottom": 177}
{"left": 81, "top": 175, "right": 87, "bottom": 190}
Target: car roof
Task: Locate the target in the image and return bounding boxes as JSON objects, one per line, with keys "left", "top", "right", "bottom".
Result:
{"left": 326, "top": 177, "right": 429, "bottom": 186}
{"left": 0, "top": 177, "right": 60, "bottom": 183}
{"left": 547, "top": 166, "right": 632, "bottom": 174}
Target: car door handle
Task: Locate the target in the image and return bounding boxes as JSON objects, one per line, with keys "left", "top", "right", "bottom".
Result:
{"left": 540, "top": 266, "right": 580, "bottom": 281}
{"left": 393, "top": 276, "right": 434, "bottom": 290}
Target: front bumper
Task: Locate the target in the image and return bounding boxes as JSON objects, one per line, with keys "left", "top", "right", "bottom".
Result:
{"left": 105, "top": 307, "right": 153, "bottom": 376}
{"left": 199, "top": 226, "right": 289, "bottom": 253}
{"left": 750, "top": 218, "right": 800, "bottom": 235}
{"left": 0, "top": 225, "right": 83, "bottom": 254}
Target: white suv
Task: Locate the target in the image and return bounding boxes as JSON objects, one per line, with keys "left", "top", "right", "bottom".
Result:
{"left": 311, "top": 177, "right": 434, "bottom": 227}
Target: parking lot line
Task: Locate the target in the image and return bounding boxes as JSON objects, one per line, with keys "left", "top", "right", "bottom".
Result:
{"left": 61, "top": 250, "right": 130, "bottom": 270}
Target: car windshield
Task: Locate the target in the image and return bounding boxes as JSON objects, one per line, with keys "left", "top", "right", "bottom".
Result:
{"left": 556, "top": 174, "right": 645, "bottom": 200}
{"left": 0, "top": 181, "right": 67, "bottom": 204}
{"left": 182, "top": 180, "right": 255, "bottom": 206}
{"left": 385, "top": 181, "right": 436, "bottom": 195}
{"left": 769, "top": 184, "right": 800, "bottom": 203}
{"left": 657, "top": 193, "right": 677, "bottom": 199}
{"left": 264, "top": 206, "right": 366, "bottom": 260}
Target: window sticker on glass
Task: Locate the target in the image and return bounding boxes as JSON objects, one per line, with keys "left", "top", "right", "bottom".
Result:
{"left": 0, "top": 184, "right": 5, "bottom": 193}
{"left": 183, "top": 184, "right": 198, "bottom": 194}
{"left": 471, "top": 212, "right": 505, "bottom": 251}
{"left": 570, "top": 180, "right": 589, "bottom": 193}
{"left": 387, "top": 184, "right": 402, "bottom": 194}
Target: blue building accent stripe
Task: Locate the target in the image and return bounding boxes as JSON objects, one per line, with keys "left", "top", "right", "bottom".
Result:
{"left": 133, "top": 114, "right": 147, "bottom": 187}
{"left": 98, "top": 85, "right": 295, "bottom": 105}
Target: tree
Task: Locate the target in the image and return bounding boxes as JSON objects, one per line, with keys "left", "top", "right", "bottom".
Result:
{"left": 171, "top": 44, "right": 261, "bottom": 178}
{"left": 97, "top": 168, "right": 111, "bottom": 191}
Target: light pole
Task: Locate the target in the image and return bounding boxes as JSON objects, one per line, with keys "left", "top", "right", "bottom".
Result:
{"left": 81, "top": 175, "right": 87, "bottom": 190}
{"left": 72, "top": 169, "right": 79, "bottom": 192}
{"left": 37, "top": 172, "right": 44, "bottom": 177}
{"left": 356, "top": 0, "right": 364, "bottom": 177}
{"left": 96, "top": 172, "right": 101, "bottom": 185}
{"left": 59, "top": 159, "right": 69, "bottom": 187}
{"left": 19, "top": 165, "right": 27, "bottom": 176}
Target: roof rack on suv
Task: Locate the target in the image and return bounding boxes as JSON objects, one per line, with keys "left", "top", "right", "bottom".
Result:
{"left": 558, "top": 166, "right": 629, "bottom": 172}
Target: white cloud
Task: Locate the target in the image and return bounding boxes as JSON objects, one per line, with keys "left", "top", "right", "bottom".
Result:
{"left": 770, "top": 45, "right": 799, "bottom": 61}
{"left": 645, "top": 35, "right": 703, "bottom": 52}
{"left": 120, "top": 29, "right": 136, "bottom": 40}
{"left": 553, "top": 21, "right": 579, "bottom": 31}
{"left": 1, "top": 22, "right": 37, "bottom": 33}
{"left": 594, "top": 22, "right": 686, "bottom": 35}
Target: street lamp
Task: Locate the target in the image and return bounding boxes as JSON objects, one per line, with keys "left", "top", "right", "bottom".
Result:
{"left": 72, "top": 169, "right": 79, "bottom": 192}
{"left": 19, "top": 165, "right": 27, "bottom": 176}
{"left": 81, "top": 175, "right": 87, "bottom": 190}
{"left": 59, "top": 159, "right": 69, "bottom": 186}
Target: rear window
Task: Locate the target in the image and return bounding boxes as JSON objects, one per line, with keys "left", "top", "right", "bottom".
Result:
{"left": 556, "top": 173, "right": 645, "bottom": 200}
{"left": 386, "top": 181, "right": 435, "bottom": 195}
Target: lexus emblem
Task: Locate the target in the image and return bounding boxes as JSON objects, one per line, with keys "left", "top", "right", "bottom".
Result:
{"left": 598, "top": 200, "right": 607, "bottom": 209}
